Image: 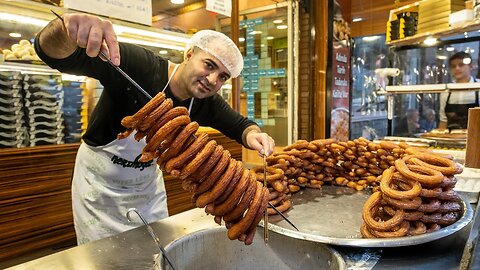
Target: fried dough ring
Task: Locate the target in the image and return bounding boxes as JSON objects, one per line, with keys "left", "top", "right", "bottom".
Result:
{"left": 267, "top": 199, "right": 292, "bottom": 215}
{"left": 437, "top": 189, "right": 461, "bottom": 202}
{"left": 382, "top": 194, "right": 422, "bottom": 210}
{"left": 223, "top": 171, "right": 258, "bottom": 222}
{"left": 244, "top": 189, "right": 269, "bottom": 245}
{"left": 408, "top": 221, "right": 427, "bottom": 236}
{"left": 210, "top": 169, "right": 251, "bottom": 216}
{"left": 406, "top": 152, "right": 459, "bottom": 176}
{"left": 214, "top": 162, "right": 245, "bottom": 204}
{"left": 145, "top": 105, "right": 187, "bottom": 140}
{"left": 158, "top": 121, "right": 199, "bottom": 164}
{"left": 395, "top": 159, "right": 444, "bottom": 186}
{"left": 437, "top": 212, "right": 459, "bottom": 226}
{"left": 164, "top": 132, "right": 209, "bottom": 174}
{"left": 227, "top": 183, "right": 265, "bottom": 240}
{"left": 437, "top": 201, "right": 462, "bottom": 213}
{"left": 380, "top": 169, "right": 421, "bottom": 200}
{"left": 139, "top": 98, "right": 174, "bottom": 132}
{"left": 193, "top": 145, "right": 224, "bottom": 181}
{"left": 121, "top": 92, "right": 166, "bottom": 128}
{"left": 179, "top": 140, "right": 217, "bottom": 179}
{"left": 195, "top": 150, "right": 231, "bottom": 194}
{"left": 368, "top": 221, "right": 410, "bottom": 238}
{"left": 383, "top": 205, "right": 424, "bottom": 221}
{"left": 362, "top": 192, "right": 405, "bottom": 231}
{"left": 417, "top": 198, "right": 441, "bottom": 213}
{"left": 195, "top": 159, "right": 238, "bottom": 208}
{"left": 140, "top": 115, "right": 190, "bottom": 162}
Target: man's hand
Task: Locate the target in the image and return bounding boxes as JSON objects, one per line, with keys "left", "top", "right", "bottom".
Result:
{"left": 63, "top": 13, "right": 120, "bottom": 65}
{"left": 245, "top": 130, "right": 275, "bottom": 157}
{"left": 38, "top": 13, "right": 120, "bottom": 66}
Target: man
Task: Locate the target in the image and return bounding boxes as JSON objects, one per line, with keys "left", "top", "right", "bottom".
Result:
{"left": 34, "top": 13, "right": 275, "bottom": 244}
{"left": 394, "top": 108, "right": 420, "bottom": 136}
{"left": 419, "top": 108, "right": 437, "bottom": 132}
{"left": 439, "top": 51, "right": 479, "bottom": 129}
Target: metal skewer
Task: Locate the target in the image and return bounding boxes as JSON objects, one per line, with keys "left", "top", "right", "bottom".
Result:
{"left": 263, "top": 153, "right": 269, "bottom": 243}
{"left": 268, "top": 201, "right": 299, "bottom": 231}
{"left": 126, "top": 208, "right": 176, "bottom": 270}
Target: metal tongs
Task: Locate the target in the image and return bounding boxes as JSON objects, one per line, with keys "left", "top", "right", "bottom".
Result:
{"left": 126, "top": 208, "right": 176, "bottom": 270}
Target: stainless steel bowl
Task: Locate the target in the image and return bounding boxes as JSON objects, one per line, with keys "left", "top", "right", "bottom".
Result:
{"left": 159, "top": 226, "right": 345, "bottom": 270}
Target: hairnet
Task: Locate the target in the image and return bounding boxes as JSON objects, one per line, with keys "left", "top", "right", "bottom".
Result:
{"left": 189, "top": 30, "right": 243, "bottom": 78}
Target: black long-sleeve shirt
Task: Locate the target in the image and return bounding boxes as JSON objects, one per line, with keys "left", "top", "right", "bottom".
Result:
{"left": 34, "top": 39, "right": 256, "bottom": 147}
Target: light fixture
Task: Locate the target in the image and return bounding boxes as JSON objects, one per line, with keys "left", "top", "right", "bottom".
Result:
{"left": 239, "top": 37, "right": 245, "bottom": 42}
{"left": 9, "top": 32, "right": 21, "bottom": 38}
{"left": 436, "top": 55, "right": 447, "bottom": 60}
{"left": 159, "top": 50, "right": 168, "bottom": 55}
{"left": 276, "top": 25, "right": 288, "bottom": 30}
{"left": 423, "top": 37, "right": 437, "bottom": 46}
{"left": 352, "top": 17, "right": 363, "bottom": 22}
{"left": 266, "top": 36, "right": 274, "bottom": 40}
{"left": 261, "top": 44, "right": 265, "bottom": 47}
{"left": 249, "top": 30, "right": 263, "bottom": 35}
{"left": 463, "top": 57, "right": 472, "bottom": 64}
{"left": 0, "top": 12, "right": 48, "bottom": 27}
{"left": 170, "top": 0, "right": 184, "bottom": 4}
{"left": 446, "top": 46, "right": 455, "bottom": 51}
{"left": 362, "top": 36, "right": 379, "bottom": 42}
{"left": 273, "top": 19, "right": 283, "bottom": 24}
{"left": 117, "top": 37, "right": 185, "bottom": 51}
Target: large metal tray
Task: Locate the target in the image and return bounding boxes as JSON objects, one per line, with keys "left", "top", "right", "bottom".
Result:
{"left": 262, "top": 186, "right": 473, "bottom": 247}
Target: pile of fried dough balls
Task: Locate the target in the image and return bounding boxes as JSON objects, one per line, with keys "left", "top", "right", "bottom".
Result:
{"left": 2, "top": 40, "right": 41, "bottom": 61}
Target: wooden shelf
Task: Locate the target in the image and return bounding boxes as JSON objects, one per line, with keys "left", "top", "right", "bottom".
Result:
{"left": 386, "top": 82, "right": 480, "bottom": 94}
{"left": 386, "top": 19, "right": 480, "bottom": 46}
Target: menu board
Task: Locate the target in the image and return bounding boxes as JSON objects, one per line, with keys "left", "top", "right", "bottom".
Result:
{"left": 330, "top": 44, "right": 350, "bottom": 141}
{"left": 64, "top": 0, "right": 152, "bottom": 26}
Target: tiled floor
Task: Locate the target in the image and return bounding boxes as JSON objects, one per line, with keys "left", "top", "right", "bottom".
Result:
{"left": 0, "top": 239, "right": 77, "bottom": 269}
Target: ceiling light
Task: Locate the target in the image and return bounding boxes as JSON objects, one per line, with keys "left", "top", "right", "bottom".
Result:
{"left": 249, "top": 30, "right": 263, "bottom": 35}
{"left": 273, "top": 19, "right": 283, "bottom": 24}
{"left": 170, "top": 0, "right": 184, "bottom": 4}
{"left": 117, "top": 37, "right": 185, "bottom": 51}
{"left": 446, "top": 46, "right": 455, "bottom": 51}
{"left": 463, "top": 57, "right": 472, "bottom": 64}
{"left": 276, "top": 25, "right": 288, "bottom": 30}
{"left": 9, "top": 32, "right": 21, "bottom": 38}
{"left": 159, "top": 50, "right": 168, "bottom": 55}
{"left": 239, "top": 37, "right": 245, "bottom": 42}
{"left": 352, "top": 17, "right": 363, "bottom": 22}
{"left": 436, "top": 55, "right": 447, "bottom": 60}
{"left": 266, "top": 36, "right": 274, "bottom": 40}
{"left": 423, "top": 37, "right": 437, "bottom": 46}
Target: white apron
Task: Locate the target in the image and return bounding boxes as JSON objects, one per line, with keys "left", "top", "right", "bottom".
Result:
{"left": 72, "top": 62, "right": 188, "bottom": 244}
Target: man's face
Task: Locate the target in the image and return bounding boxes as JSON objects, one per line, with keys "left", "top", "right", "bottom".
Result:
{"left": 182, "top": 48, "right": 231, "bottom": 99}
{"left": 450, "top": 58, "right": 473, "bottom": 82}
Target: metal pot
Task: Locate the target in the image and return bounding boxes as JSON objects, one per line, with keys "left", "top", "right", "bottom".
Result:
{"left": 159, "top": 226, "right": 345, "bottom": 270}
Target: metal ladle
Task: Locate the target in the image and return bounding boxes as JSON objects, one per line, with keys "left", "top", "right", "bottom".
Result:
{"left": 126, "top": 208, "right": 175, "bottom": 270}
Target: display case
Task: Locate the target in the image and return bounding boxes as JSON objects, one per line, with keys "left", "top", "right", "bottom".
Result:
{"left": 384, "top": 26, "right": 480, "bottom": 149}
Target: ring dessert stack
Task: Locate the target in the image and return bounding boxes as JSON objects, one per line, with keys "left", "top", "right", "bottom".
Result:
{"left": 361, "top": 146, "right": 463, "bottom": 238}
{"left": 118, "top": 92, "right": 269, "bottom": 245}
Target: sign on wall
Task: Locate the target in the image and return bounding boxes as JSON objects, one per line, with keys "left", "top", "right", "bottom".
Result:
{"left": 64, "top": 0, "right": 152, "bottom": 26}
{"left": 206, "top": 0, "right": 231, "bottom": 17}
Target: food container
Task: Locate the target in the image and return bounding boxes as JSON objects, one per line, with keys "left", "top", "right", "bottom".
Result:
{"left": 158, "top": 226, "right": 345, "bottom": 270}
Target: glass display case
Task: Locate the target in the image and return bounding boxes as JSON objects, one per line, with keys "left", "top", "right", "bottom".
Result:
{"left": 350, "top": 34, "right": 388, "bottom": 140}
